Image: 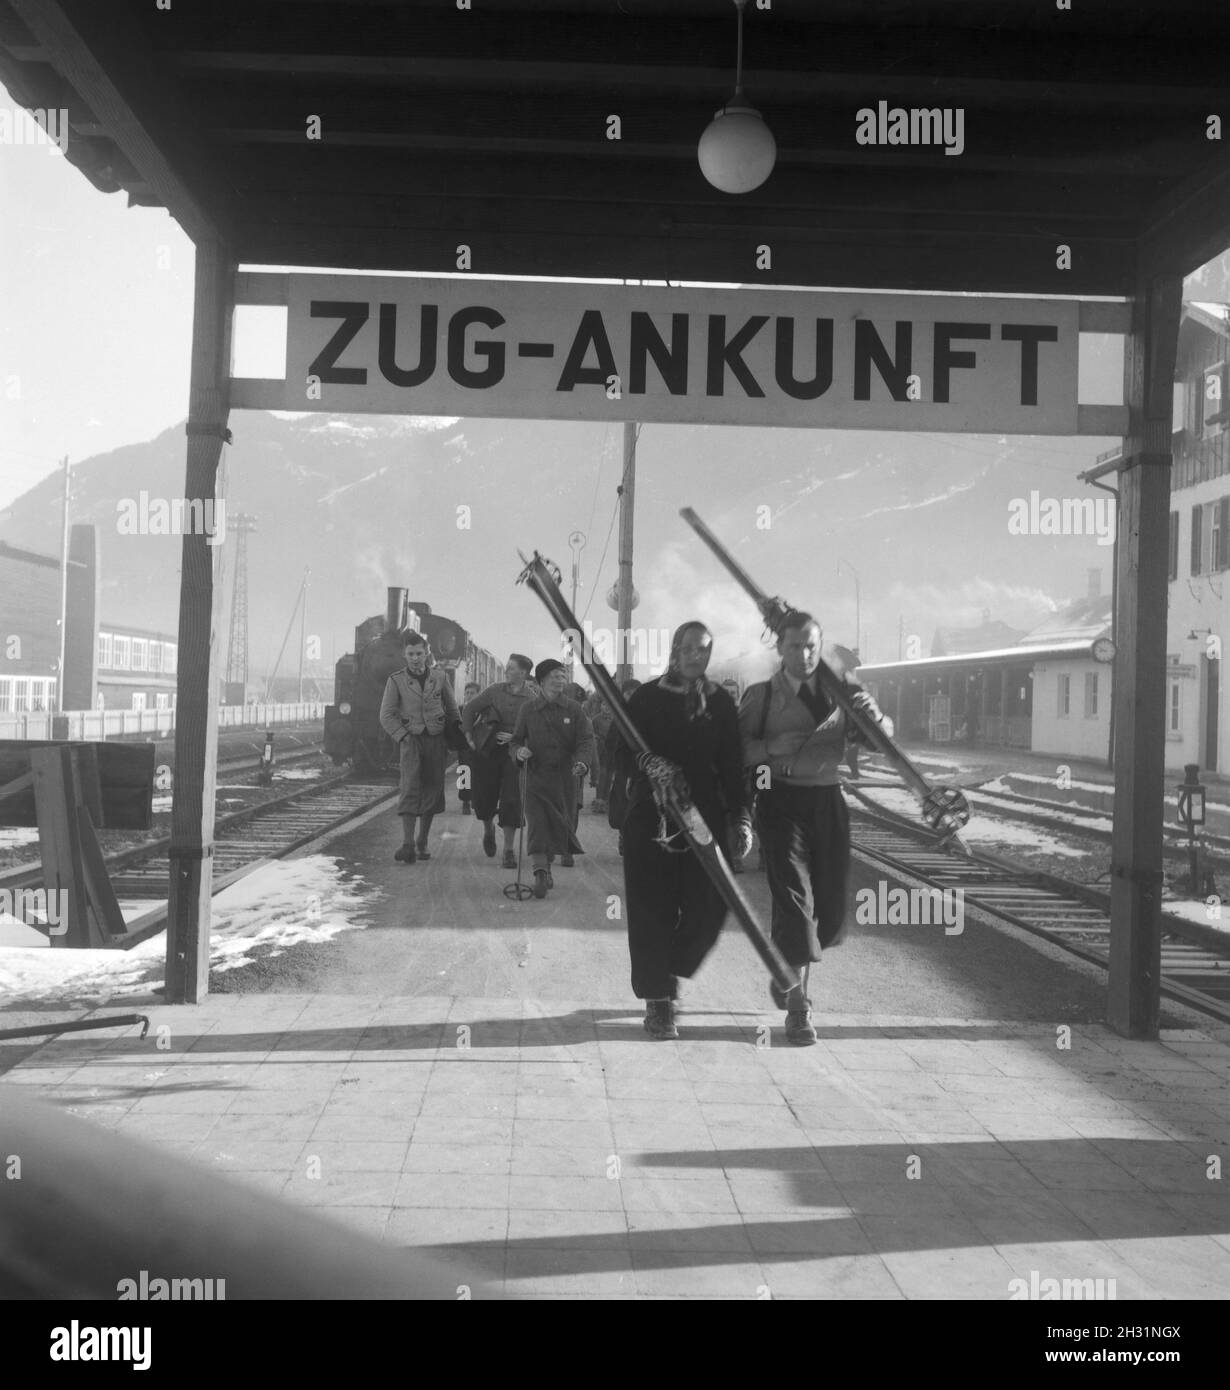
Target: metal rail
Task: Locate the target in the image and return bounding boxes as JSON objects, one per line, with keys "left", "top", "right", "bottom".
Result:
{"left": 1, "top": 775, "right": 399, "bottom": 950}
{"left": 847, "top": 792, "right": 1230, "bottom": 1024}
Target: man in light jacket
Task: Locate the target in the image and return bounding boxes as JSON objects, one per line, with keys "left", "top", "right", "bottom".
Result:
{"left": 739, "top": 611, "right": 891, "bottom": 1044}
{"left": 379, "top": 632, "right": 463, "bottom": 863}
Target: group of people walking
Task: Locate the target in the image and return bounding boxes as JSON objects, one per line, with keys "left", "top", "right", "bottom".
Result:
{"left": 379, "top": 611, "right": 891, "bottom": 1045}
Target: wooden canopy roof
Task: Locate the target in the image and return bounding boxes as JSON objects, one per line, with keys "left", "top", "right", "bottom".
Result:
{"left": 3, "top": 0, "right": 1230, "bottom": 295}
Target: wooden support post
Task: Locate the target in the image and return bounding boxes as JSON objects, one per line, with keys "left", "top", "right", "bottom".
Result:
{"left": 1109, "top": 270, "right": 1182, "bottom": 1040}
{"left": 165, "top": 239, "right": 234, "bottom": 1003}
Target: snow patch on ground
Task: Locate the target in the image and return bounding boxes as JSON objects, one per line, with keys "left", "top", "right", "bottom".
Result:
{"left": 0, "top": 856, "right": 376, "bottom": 1003}
{"left": 0, "top": 828, "right": 40, "bottom": 850}
{"left": 275, "top": 767, "right": 323, "bottom": 781}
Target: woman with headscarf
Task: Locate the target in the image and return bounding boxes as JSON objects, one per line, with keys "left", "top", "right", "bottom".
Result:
{"left": 510, "top": 659, "right": 596, "bottom": 899}
{"left": 622, "top": 622, "right": 753, "bottom": 1040}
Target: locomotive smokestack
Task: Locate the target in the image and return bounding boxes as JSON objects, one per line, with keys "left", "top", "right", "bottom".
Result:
{"left": 386, "top": 587, "right": 407, "bottom": 633}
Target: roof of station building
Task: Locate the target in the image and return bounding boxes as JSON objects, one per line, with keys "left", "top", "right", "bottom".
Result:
{"left": 2, "top": 0, "right": 1230, "bottom": 295}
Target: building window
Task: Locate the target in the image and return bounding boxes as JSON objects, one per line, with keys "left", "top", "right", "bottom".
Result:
{"left": 113, "top": 635, "right": 131, "bottom": 670}
{"left": 1189, "top": 498, "right": 1230, "bottom": 575}
{"left": 13, "top": 679, "right": 30, "bottom": 713}
{"left": 131, "top": 692, "right": 147, "bottom": 712}
{"left": 1169, "top": 511, "right": 1179, "bottom": 582}
{"left": 155, "top": 692, "right": 170, "bottom": 711}
{"left": 164, "top": 644, "right": 177, "bottom": 674}
{"left": 1057, "top": 673, "right": 1070, "bottom": 717}
{"left": 132, "top": 638, "right": 148, "bottom": 671}
{"left": 1169, "top": 681, "right": 1182, "bottom": 734}
{"left": 97, "top": 632, "right": 113, "bottom": 668}
{"left": 0, "top": 678, "right": 11, "bottom": 713}
{"left": 1084, "top": 672, "right": 1098, "bottom": 718}
{"left": 148, "top": 642, "right": 162, "bottom": 673}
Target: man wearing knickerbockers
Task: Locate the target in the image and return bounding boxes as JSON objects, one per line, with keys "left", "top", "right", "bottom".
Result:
{"left": 510, "top": 659, "right": 595, "bottom": 899}
{"left": 379, "top": 631, "right": 465, "bottom": 863}
{"left": 463, "top": 653, "right": 536, "bottom": 869}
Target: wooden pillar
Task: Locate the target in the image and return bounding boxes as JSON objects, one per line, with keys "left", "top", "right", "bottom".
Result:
{"left": 1109, "top": 269, "right": 1182, "bottom": 1040}
{"left": 165, "top": 240, "right": 234, "bottom": 1003}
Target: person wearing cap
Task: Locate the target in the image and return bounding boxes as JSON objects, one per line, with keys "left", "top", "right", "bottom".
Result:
{"left": 463, "top": 653, "right": 537, "bottom": 869}
{"left": 509, "top": 659, "right": 595, "bottom": 899}
{"left": 379, "top": 631, "right": 465, "bottom": 863}
{"left": 739, "top": 611, "right": 890, "bottom": 1045}
{"left": 622, "top": 622, "right": 753, "bottom": 1041}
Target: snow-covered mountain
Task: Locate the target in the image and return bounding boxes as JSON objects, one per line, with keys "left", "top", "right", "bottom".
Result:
{"left": 0, "top": 410, "right": 1118, "bottom": 679}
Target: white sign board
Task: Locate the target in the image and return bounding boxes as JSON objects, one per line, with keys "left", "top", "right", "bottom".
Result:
{"left": 272, "top": 274, "right": 1079, "bottom": 433}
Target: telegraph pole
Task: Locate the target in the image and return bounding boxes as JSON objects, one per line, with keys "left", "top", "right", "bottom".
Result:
{"left": 615, "top": 422, "right": 637, "bottom": 685}
{"left": 56, "top": 455, "right": 70, "bottom": 712}
{"left": 298, "top": 568, "right": 310, "bottom": 703}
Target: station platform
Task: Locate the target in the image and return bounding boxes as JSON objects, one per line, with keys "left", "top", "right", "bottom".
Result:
{"left": 2, "top": 801, "right": 1228, "bottom": 1299}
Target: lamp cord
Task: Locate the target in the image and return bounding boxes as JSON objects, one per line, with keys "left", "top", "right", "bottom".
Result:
{"left": 734, "top": 0, "right": 746, "bottom": 95}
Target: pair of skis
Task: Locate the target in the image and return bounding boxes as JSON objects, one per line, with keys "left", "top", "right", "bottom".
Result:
{"left": 515, "top": 511, "right": 970, "bottom": 994}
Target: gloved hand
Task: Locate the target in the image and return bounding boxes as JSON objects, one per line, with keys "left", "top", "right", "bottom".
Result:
{"left": 636, "top": 752, "right": 682, "bottom": 788}
{"left": 515, "top": 745, "right": 532, "bottom": 762}
{"left": 728, "top": 818, "right": 754, "bottom": 861}
{"left": 571, "top": 761, "right": 588, "bottom": 777}
{"left": 495, "top": 731, "right": 513, "bottom": 744}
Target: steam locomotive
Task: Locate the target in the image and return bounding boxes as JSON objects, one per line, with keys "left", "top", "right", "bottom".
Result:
{"left": 324, "top": 586, "right": 502, "bottom": 774}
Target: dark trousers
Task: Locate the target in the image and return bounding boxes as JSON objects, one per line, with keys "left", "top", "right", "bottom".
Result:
{"left": 471, "top": 747, "right": 522, "bottom": 827}
{"left": 756, "top": 783, "right": 850, "bottom": 965}
{"left": 624, "top": 807, "right": 728, "bottom": 999}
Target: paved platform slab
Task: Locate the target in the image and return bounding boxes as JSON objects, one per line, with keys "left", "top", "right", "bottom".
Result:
{"left": 3, "top": 800, "right": 1227, "bottom": 1299}
{"left": 3, "top": 994, "right": 1228, "bottom": 1299}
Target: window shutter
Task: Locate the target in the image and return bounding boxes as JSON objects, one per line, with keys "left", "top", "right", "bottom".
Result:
{"left": 1192, "top": 505, "right": 1203, "bottom": 575}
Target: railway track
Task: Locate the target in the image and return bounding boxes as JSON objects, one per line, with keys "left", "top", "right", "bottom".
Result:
{"left": 847, "top": 791, "right": 1230, "bottom": 1025}
{"left": 1, "top": 774, "right": 398, "bottom": 950}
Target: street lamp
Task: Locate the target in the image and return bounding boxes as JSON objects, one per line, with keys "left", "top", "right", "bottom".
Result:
{"left": 838, "top": 559, "right": 861, "bottom": 658}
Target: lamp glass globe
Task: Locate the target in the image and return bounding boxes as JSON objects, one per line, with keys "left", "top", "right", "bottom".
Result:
{"left": 698, "top": 102, "right": 776, "bottom": 194}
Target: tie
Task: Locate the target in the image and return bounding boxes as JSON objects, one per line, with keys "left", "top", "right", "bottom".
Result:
{"left": 797, "top": 678, "right": 831, "bottom": 725}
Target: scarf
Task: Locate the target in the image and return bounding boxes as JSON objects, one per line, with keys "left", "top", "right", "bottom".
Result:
{"left": 659, "top": 668, "right": 715, "bottom": 721}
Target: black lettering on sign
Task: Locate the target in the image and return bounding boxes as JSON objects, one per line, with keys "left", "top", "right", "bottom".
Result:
{"left": 447, "top": 307, "right": 506, "bottom": 388}
{"left": 853, "top": 320, "right": 912, "bottom": 401}
{"left": 629, "top": 312, "right": 688, "bottom": 395}
{"left": 1000, "top": 324, "right": 1058, "bottom": 406}
{"left": 379, "top": 303, "right": 438, "bottom": 387}
{"left": 776, "top": 318, "right": 834, "bottom": 400}
{"left": 308, "top": 301, "right": 370, "bottom": 385}
{"left": 933, "top": 322, "right": 991, "bottom": 404}
{"left": 558, "top": 310, "right": 619, "bottom": 391}
{"left": 706, "top": 315, "right": 768, "bottom": 397}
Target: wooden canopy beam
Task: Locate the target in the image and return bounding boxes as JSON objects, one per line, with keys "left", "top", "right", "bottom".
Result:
{"left": 8, "top": 0, "right": 231, "bottom": 245}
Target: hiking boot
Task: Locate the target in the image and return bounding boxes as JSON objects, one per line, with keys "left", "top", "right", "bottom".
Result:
{"left": 532, "top": 869, "right": 550, "bottom": 899}
{"left": 394, "top": 844, "right": 416, "bottom": 864}
{"left": 643, "top": 999, "right": 678, "bottom": 1040}
{"left": 785, "top": 1008, "right": 817, "bottom": 1046}
{"left": 560, "top": 853, "right": 575, "bottom": 868}
{"left": 415, "top": 841, "right": 431, "bottom": 860}
{"left": 482, "top": 825, "right": 497, "bottom": 857}
{"left": 502, "top": 850, "right": 517, "bottom": 869}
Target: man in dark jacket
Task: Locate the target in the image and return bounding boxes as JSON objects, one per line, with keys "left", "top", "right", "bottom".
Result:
{"left": 510, "top": 659, "right": 595, "bottom": 899}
